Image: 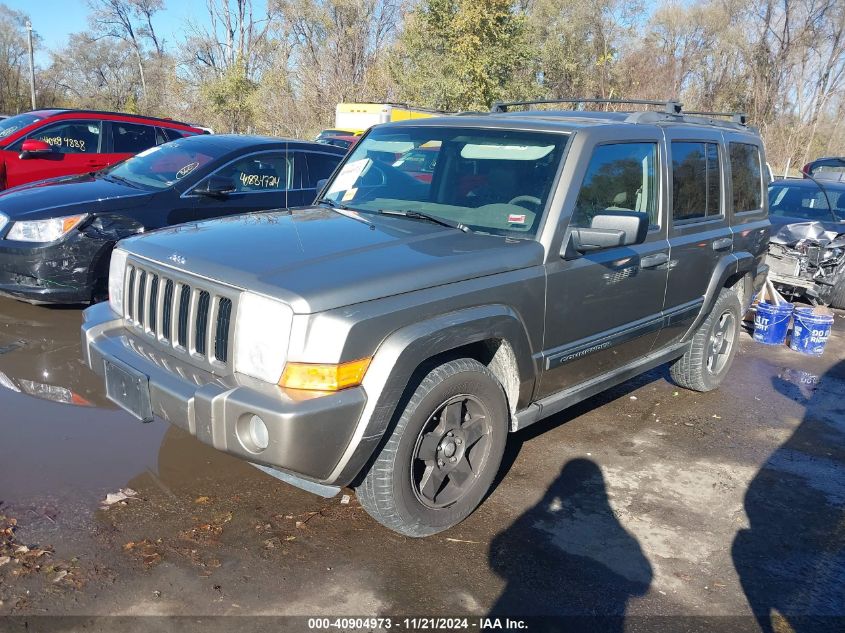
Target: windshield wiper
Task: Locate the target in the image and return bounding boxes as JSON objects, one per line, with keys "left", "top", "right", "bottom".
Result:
{"left": 315, "top": 198, "right": 374, "bottom": 228}
{"left": 377, "top": 208, "right": 470, "bottom": 232}
{"left": 316, "top": 197, "right": 354, "bottom": 211}
{"left": 104, "top": 174, "right": 141, "bottom": 189}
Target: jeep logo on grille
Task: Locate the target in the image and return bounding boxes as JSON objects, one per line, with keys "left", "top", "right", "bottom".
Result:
{"left": 169, "top": 253, "right": 186, "bottom": 265}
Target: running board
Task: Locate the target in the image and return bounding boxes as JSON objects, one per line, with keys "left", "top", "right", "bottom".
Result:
{"left": 513, "top": 342, "right": 689, "bottom": 431}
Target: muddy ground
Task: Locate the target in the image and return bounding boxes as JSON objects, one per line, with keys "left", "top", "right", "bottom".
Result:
{"left": 0, "top": 297, "right": 843, "bottom": 630}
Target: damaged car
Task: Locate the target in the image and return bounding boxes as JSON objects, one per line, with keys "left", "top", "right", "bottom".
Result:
{"left": 766, "top": 176, "right": 845, "bottom": 307}
{"left": 0, "top": 135, "right": 344, "bottom": 304}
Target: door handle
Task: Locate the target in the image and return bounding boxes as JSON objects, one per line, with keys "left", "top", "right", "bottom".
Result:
{"left": 712, "top": 237, "right": 733, "bottom": 251}
{"left": 640, "top": 253, "right": 669, "bottom": 269}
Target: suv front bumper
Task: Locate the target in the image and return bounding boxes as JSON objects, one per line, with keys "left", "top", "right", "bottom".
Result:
{"left": 81, "top": 302, "right": 367, "bottom": 486}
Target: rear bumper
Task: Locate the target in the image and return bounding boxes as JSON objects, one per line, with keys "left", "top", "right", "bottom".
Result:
{"left": 81, "top": 302, "right": 368, "bottom": 486}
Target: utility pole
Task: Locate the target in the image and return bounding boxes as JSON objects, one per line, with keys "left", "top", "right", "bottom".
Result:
{"left": 25, "top": 20, "right": 36, "bottom": 110}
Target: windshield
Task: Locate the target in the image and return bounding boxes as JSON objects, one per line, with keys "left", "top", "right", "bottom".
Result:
{"left": 322, "top": 126, "right": 568, "bottom": 237}
{"left": 808, "top": 159, "right": 845, "bottom": 176}
{"left": 769, "top": 183, "right": 843, "bottom": 222}
{"left": 0, "top": 113, "right": 43, "bottom": 140}
{"left": 103, "top": 141, "right": 217, "bottom": 190}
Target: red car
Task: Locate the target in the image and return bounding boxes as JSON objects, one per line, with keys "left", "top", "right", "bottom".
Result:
{"left": 0, "top": 109, "right": 206, "bottom": 191}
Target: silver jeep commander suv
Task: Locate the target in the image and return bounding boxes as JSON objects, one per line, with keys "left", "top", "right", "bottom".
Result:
{"left": 83, "top": 99, "right": 770, "bottom": 537}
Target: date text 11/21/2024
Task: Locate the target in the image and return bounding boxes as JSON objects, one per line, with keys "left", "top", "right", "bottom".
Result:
{"left": 306, "top": 617, "right": 529, "bottom": 630}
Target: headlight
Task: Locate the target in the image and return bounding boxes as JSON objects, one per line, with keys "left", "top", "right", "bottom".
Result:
{"left": 6, "top": 214, "right": 87, "bottom": 242}
{"left": 0, "top": 213, "right": 8, "bottom": 234}
{"left": 234, "top": 292, "right": 293, "bottom": 383}
{"left": 108, "top": 248, "right": 129, "bottom": 315}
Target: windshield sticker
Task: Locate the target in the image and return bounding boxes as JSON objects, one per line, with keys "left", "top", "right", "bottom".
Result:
{"left": 508, "top": 213, "right": 527, "bottom": 225}
{"left": 328, "top": 158, "right": 369, "bottom": 193}
{"left": 0, "top": 126, "right": 19, "bottom": 138}
{"left": 37, "top": 135, "right": 88, "bottom": 152}
{"left": 240, "top": 172, "right": 281, "bottom": 188}
{"left": 176, "top": 162, "right": 200, "bottom": 179}
{"left": 342, "top": 187, "right": 357, "bottom": 202}
{"left": 461, "top": 144, "right": 555, "bottom": 160}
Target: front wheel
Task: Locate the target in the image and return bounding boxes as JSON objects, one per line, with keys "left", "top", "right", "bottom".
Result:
{"left": 670, "top": 287, "right": 742, "bottom": 392}
{"left": 357, "top": 358, "right": 509, "bottom": 537}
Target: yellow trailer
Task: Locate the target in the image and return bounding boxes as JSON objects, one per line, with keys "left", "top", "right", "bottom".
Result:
{"left": 334, "top": 103, "right": 443, "bottom": 134}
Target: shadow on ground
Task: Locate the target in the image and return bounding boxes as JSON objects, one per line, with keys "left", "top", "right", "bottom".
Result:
{"left": 733, "top": 359, "right": 845, "bottom": 633}
{"left": 488, "top": 458, "right": 651, "bottom": 626}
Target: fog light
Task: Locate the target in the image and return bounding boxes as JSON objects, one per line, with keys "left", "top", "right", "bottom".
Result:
{"left": 248, "top": 415, "right": 269, "bottom": 451}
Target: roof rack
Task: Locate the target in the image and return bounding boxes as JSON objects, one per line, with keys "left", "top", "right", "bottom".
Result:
{"left": 684, "top": 110, "right": 748, "bottom": 125}
{"left": 491, "top": 98, "right": 683, "bottom": 116}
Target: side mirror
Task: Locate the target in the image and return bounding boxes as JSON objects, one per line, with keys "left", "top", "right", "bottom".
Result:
{"left": 315, "top": 178, "right": 328, "bottom": 192}
{"left": 20, "top": 138, "right": 53, "bottom": 159}
{"left": 567, "top": 211, "right": 649, "bottom": 255}
{"left": 196, "top": 175, "right": 236, "bottom": 198}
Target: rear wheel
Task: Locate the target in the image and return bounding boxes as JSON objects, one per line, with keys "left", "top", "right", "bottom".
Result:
{"left": 670, "top": 287, "right": 742, "bottom": 392}
{"left": 357, "top": 358, "right": 508, "bottom": 537}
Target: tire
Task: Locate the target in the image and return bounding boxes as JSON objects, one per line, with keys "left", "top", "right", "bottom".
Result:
{"left": 828, "top": 279, "right": 845, "bottom": 310}
{"left": 670, "top": 287, "right": 742, "bottom": 392}
{"left": 357, "top": 358, "right": 509, "bottom": 537}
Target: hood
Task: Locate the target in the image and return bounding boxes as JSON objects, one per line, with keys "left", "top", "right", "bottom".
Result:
{"left": 124, "top": 206, "right": 545, "bottom": 313}
{"left": 771, "top": 221, "right": 845, "bottom": 248}
{"left": 0, "top": 175, "right": 154, "bottom": 220}
{"left": 769, "top": 214, "right": 845, "bottom": 235}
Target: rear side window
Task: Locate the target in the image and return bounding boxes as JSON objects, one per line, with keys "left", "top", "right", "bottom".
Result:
{"left": 29, "top": 121, "right": 102, "bottom": 154}
{"left": 571, "top": 142, "right": 659, "bottom": 229}
{"left": 162, "top": 128, "right": 185, "bottom": 142}
{"left": 672, "top": 142, "right": 721, "bottom": 221}
{"left": 112, "top": 122, "right": 157, "bottom": 153}
{"left": 306, "top": 152, "right": 342, "bottom": 185}
{"left": 730, "top": 142, "right": 763, "bottom": 212}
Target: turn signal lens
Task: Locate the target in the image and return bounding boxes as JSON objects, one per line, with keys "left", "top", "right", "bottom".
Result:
{"left": 279, "top": 358, "right": 371, "bottom": 391}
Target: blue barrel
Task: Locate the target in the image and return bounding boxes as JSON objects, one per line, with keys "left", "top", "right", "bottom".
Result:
{"left": 790, "top": 307, "right": 834, "bottom": 356}
{"left": 753, "top": 301, "right": 793, "bottom": 345}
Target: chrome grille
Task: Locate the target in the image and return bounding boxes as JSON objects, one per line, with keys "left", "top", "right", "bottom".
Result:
{"left": 161, "top": 279, "right": 174, "bottom": 342}
{"left": 215, "top": 298, "right": 232, "bottom": 363}
{"left": 195, "top": 291, "right": 210, "bottom": 356}
{"left": 123, "top": 260, "right": 237, "bottom": 371}
{"left": 177, "top": 284, "right": 190, "bottom": 348}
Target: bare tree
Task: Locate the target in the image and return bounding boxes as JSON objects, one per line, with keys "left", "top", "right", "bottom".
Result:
{"left": 184, "top": 0, "right": 273, "bottom": 77}
{"left": 0, "top": 3, "right": 35, "bottom": 114}
{"left": 266, "top": 0, "right": 407, "bottom": 128}
{"left": 87, "top": 0, "right": 165, "bottom": 103}
{"left": 49, "top": 32, "right": 143, "bottom": 110}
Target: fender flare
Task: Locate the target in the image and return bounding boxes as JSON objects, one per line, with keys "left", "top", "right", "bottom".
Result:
{"left": 683, "top": 252, "right": 754, "bottom": 340}
{"left": 327, "top": 304, "right": 536, "bottom": 485}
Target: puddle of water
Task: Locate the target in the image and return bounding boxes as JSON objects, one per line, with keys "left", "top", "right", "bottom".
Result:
{"left": 778, "top": 368, "right": 821, "bottom": 400}
{"left": 0, "top": 299, "right": 284, "bottom": 520}
{"left": 0, "top": 299, "right": 113, "bottom": 409}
